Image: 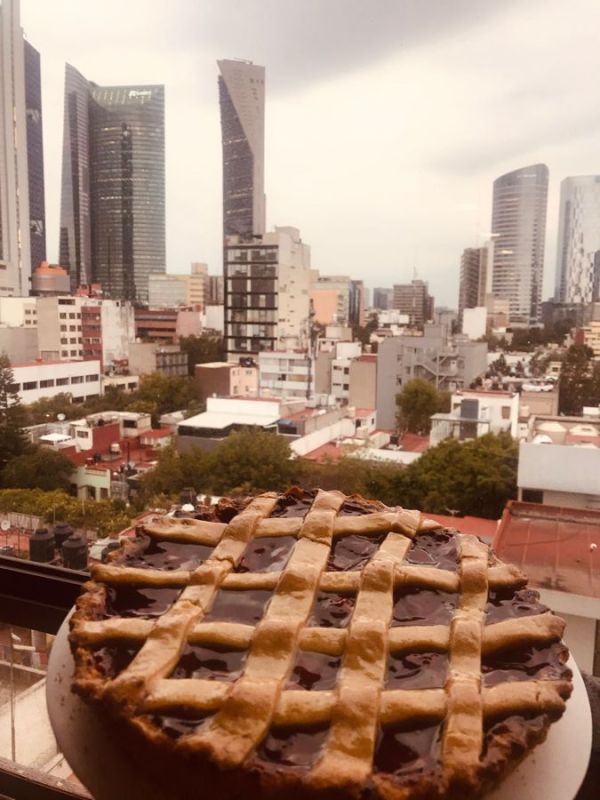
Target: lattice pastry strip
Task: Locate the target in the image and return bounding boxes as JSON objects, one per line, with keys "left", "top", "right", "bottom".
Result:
{"left": 70, "top": 488, "right": 573, "bottom": 800}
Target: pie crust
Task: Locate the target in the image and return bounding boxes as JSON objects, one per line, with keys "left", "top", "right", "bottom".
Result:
{"left": 69, "top": 488, "right": 572, "bottom": 800}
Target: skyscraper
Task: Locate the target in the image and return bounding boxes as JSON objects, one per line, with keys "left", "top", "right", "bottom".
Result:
{"left": 0, "top": 0, "right": 45, "bottom": 295}
{"left": 59, "top": 66, "right": 166, "bottom": 303}
{"left": 218, "top": 59, "right": 265, "bottom": 237}
{"left": 458, "top": 246, "right": 487, "bottom": 328}
{"left": 491, "top": 164, "right": 548, "bottom": 325}
{"left": 392, "top": 279, "right": 434, "bottom": 328}
{"left": 555, "top": 176, "right": 600, "bottom": 304}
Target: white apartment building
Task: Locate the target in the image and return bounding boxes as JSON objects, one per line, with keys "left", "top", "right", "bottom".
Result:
{"left": 258, "top": 351, "right": 311, "bottom": 399}
{"left": 36, "top": 296, "right": 84, "bottom": 361}
{"left": 224, "top": 227, "right": 311, "bottom": 360}
{"left": 11, "top": 359, "right": 101, "bottom": 404}
{"left": 331, "top": 341, "right": 362, "bottom": 403}
{"left": 148, "top": 263, "right": 208, "bottom": 309}
{"left": 430, "top": 389, "right": 520, "bottom": 447}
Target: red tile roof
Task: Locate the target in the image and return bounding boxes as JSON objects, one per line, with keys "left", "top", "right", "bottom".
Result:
{"left": 304, "top": 442, "right": 343, "bottom": 462}
{"left": 427, "top": 514, "right": 499, "bottom": 540}
{"left": 354, "top": 408, "right": 375, "bottom": 417}
{"left": 398, "top": 433, "right": 429, "bottom": 453}
{"left": 493, "top": 501, "right": 600, "bottom": 598}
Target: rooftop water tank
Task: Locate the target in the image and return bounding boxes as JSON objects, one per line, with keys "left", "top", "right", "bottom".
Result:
{"left": 62, "top": 534, "right": 88, "bottom": 571}
{"left": 30, "top": 528, "right": 55, "bottom": 563}
{"left": 53, "top": 522, "right": 74, "bottom": 550}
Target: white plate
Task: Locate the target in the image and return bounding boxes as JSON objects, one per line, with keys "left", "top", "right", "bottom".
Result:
{"left": 47, "top": 612, "right": 592, "bottom": 800}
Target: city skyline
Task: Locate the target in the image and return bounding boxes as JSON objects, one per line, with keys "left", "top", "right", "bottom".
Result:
{"left": 14, "top": 0, "right": 600, "bottom": 306}
{"left": 555, "top": 175, "right": 600, "bottom": 305}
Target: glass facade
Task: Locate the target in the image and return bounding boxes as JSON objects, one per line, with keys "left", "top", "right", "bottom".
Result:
{"left": 218, "top": 60, "right": 265, "bottom": 238}
{"left": 23, "top": 40, "right": 45, "bottom": 273}
{"left": 491, "top": 164, "right": 548, "bottom": 325}
{"left": 59, "top": 69, "right": 166, "bottom": 303}
{"left": 555, "top": 176, "right": 600, "bottom": 304}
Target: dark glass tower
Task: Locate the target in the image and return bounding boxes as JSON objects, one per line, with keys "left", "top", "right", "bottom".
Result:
{"left": 24, "top": 39, "right": 46, "bottom": 272}
{"left": 59, "top": 68, "right": 165, "bottom": 303}
{"left": 218, "top": 60, "right": 265, "bottom": 237}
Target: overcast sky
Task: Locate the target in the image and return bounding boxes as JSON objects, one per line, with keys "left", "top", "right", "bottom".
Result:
{"left": 20, "top": 0, "right": 600, "bottom": 307}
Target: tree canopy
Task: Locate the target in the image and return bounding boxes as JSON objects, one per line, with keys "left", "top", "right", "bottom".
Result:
{"left": 0, "top": 353, "right": 29, "bottom": 474}
{"left": 396, "top": 378, "right": 450, "bottom": 435}
{"left": 179, "top": 334, "right": 225, "bottom": 377}
{"left": 2, "top": 446, "right": 75, "bottom": 492}
{"left": 558, "top": 344, "right": 600, "bottom": 415}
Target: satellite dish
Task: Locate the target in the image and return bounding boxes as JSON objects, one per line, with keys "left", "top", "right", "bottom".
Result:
{"left": 57, "top": 413, "right": 66, "bottom": 421}
{"left": 0, "top": 520, "right": 10, "bottom": 531}
{"left": 181, "top": 504, "right": 195, "bottom": 513}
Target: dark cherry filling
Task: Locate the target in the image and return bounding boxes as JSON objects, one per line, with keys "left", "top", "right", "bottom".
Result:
{"left": 151, "top": 712, "right": 214, "bottom": 740}
{"left": 309, "top": 592, "right": 355, "bottom": 628}
{"left": 104, "top": 585, "right": 181, "bottom": 618}
{"left": 374, "top": 723, "right": 442, "bottom": 777}
{"left": 171, "top": 643, "right": 247, "bottom": 681}
{"left": 385, "top": 651, "right": 448, "bottom": 690}
{"left": 286, "top": 651, "right": 341, "bottom": 690}
{"left": 482, "top": 642, "right": 571, "bottom": 687}
{"left": 92, "top": 645, "right": 140, "bottom": 679}
{"left": 124, "top": 535, "right": 213, "bottom": 571}
{"left": 481, "top": 713, "right": 548, "bottom": 762}
{"left": 204, "top": 589, "right": 272, "bottom": 624}
{"left": 406, "top": 531, "right": 458, "bottom": 572}
{"left": 271, "top": 490, "right": 316, "bottom": 518}
{"left": 328, "top": 532, "right": 388, "bottom": 571}
{"left": 391, "top": 588, "right": 457, "bottom": 627}
{"left": 485, "top": 587, "right": 548, "bottom": 625}
{"left": 338, "top": 499, "right": 378, "bottom": 516}
{"left": 256, "top": 724, "right": 329, "bottom": 768}
{"left": 236, "top": 536, "right": 296, "bottom": 573}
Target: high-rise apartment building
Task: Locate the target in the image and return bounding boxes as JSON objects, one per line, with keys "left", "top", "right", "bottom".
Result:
{"left": 392, "top": 279, "right": 434, "bottom": 328}
{"left": 555, "top": 176, "right": 600, "bottom": 304}
{"left": 0, "top": 0, "right": 46, "bottom": 295}
{"left": 206, "top": 274, "right": 224, "bottom": 305}
{"left": 59, "top": 65, "right": 166, "bottom": 302}
{"left": 311, "top": 275, "right": 352, "bottom": 325}
{"left": 218, "top": 59, "right": 265, "bottom": 237}
{"left": 458, "top": 247, "right": 487, "bottom": 327}
{"left": 491, "top": 164, "right": 548, "bottom": 325}
{"left": 224, "top": 226, "right": 310, "bottom": 359}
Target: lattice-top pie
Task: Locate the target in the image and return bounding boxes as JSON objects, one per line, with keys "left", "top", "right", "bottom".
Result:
{"left": 69, "top": 488, "right": 572, "bottom": 800}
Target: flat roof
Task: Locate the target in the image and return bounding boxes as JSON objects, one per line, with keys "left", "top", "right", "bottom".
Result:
{"left": 180, "top": 410, "right": 280, "bottom": 429}
{"left": 427, "top": 514, "right": 498, "bottom": 540}
{"left": 12, "top": 358, "right": 99, "bottom": 368}
{"left": 493, "top": 500, "right": 600, "bottom": 598}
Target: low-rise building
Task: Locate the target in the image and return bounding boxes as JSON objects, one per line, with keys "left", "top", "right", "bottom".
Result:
{"left": 348, "top": 354, "right": 377, "bottom": 410}
{"left": 430, "top": 389, "right": 519, "bottom": 446}
{"left": 195, "top": 361, "right": 258, "bottom": 404}
{"left": 376, "top": 324, "right": 488, "bottom": 430}
{"left": 331, "top": 341, "right": 362, "bottom": 403}
{"left": 582, "top": 319, "right": 600, "bottom": 358}
{"left": 128, "top": 342, "right": 187, "bottom": 377}
{"left": 518, "top": 414, "right": 600, "bottom": 508}
{"left": 11, "top": 359, "right": 101, "bottom": 404}
{"left": 258, "top": 351, "right": 310, "bottom": 399}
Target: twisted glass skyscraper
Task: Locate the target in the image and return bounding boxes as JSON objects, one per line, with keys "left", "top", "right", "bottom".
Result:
{"left": 555, "top": 176, "right": 600, "bottom": 304}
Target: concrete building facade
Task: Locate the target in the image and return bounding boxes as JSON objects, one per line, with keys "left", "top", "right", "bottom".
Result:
{"left": 430, "top": 389, "right": 519, "bottom": 447}
{"left": 11, "top": 358, "right": 101, "bottom": 404}
{"left": 224, "top": 226, "right": 311, "bottom": 360}
{"left": 258, "top": 351, "right": 311, "bottom": 399}
{"left": 392, "top": 280, "right": 433, "bottom": 328}
{"left": 491, "top": 164, "right": 548, "bottom": 325}
{"left": 458, "top": 247, "right": 487, "bottom": 328}
{"left": 348, "top": 354, "right": 377, "bottom": 411}
{"left": 376, "top": 325, "right": 488, "bottom": 430}
{"left": 128, "top": 342, "right": 187, "bottom": 377}
{"left": 195, "top": 361, "right": 258, "bottom": 404}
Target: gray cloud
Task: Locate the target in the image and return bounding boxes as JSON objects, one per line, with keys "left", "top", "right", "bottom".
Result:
{"left": 179, "top": 0, "right": 517, "bottom": 92}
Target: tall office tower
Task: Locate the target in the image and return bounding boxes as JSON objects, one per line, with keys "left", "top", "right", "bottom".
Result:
{"left": 218, "top": 59, "right": 265, "bottom": 237}
{"left": 59, "top": 65, "right": 166, "bottom": 302}
{"left": 24, "top": 40, "right": 45, "bottom": 273}
{"left": 224, "top": 227, "right": 310, "bottom": 360}
{"left": 349, "top": 279, "right": 366, "bottom": 326}
{"left": 491, "top": 164, "right": 548, "bottom": 325}
{"left": 555, "top": 176, "right": 600, "bottom": 304}
{"left": 373, "top": 287, "right": 394, "bottom": 310}
{"left": 458, "top": 247, "right": 487, "bottom": 328}
{"left": 392, "top": 279, "right": 434, "bottom": 328}
{"left": 0, "top": 0, "right": 45, "bottom": 295}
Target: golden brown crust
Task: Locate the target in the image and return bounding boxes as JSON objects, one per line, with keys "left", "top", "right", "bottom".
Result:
{"left": 69, "top": 488, "right": 573, "bottom": 800}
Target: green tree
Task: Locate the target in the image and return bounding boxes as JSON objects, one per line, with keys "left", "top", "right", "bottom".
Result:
{"left": 207, "top": 429, "right": 293, "bottom": 494}
{"left": 396, "top": 378, "right": 450, "bottom": 435}
{"left": 179, "top": 334, "right": 225, "bottom": 377}
{"left": 558, "top": 344, "right": 600, "bottom": 415}
{"left": 2, "top": 447, "right": 75, "bottom": 492}
{"left": 136, "top": 373, "right": 197, "bottom": 421}
{"left": 379, "top": 433, "right": 517, "bottom": 519}
{"left": 0, "top": 353, "right": 29, "bottom": 474}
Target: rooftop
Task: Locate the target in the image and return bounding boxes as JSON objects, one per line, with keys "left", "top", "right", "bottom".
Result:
{"left": 493, "top": 500, "right": 600, "bottom": 599}
{"left": 427, "top": 513, "right": 498, "bottom": 541}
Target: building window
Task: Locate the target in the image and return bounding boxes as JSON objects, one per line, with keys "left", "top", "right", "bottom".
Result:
{"left": 85, "top": 374, "right": 99, "bottom": 382}
{"left": 39, "top": 379, "right": 55, "bottom": 388}
{"left": 522, "top": 488, "right": 543, "bottom": 504}
{"left": 23, "top": 381, "right": 38, "bottom": 390}
{"left": 71, "top": 376, "right": 83, "bottom": 384}
{"left": 501, "top": 406, "right": 511, "bottom": 420}
{"left": 61, "top": 350, "right": 69, "bottom": 357}
{"left": 56, "top": 377, "right": 69, "bottom": 386}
